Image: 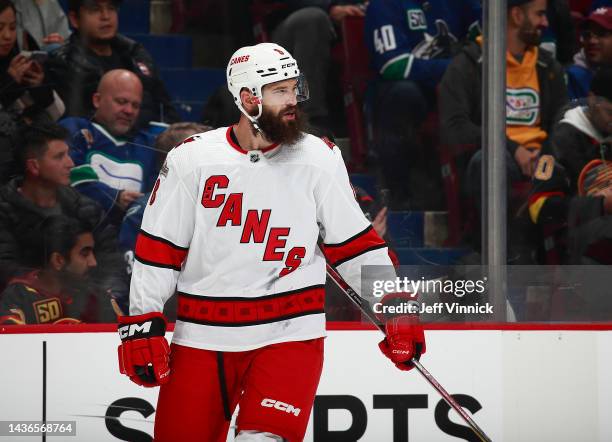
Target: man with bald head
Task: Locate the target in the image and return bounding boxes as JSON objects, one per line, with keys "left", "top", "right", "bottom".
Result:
{"left": 59, "top": 69, "right": 158, "bottom": 222}
{"left": 46, "top": 0, "right": 180, "bottom": 128}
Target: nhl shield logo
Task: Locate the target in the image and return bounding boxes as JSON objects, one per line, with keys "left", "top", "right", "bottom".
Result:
{"left": 250, "top": 153, "right": 260, "bottom": 163}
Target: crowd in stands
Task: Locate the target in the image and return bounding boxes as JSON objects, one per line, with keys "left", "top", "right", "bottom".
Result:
{"left": 0, "top": 0, "right": 611, "bottom": 324}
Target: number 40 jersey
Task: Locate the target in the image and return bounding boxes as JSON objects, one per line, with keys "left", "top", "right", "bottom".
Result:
{"left": 130, "top": 127, "right": 394, "bottom": 351}
{"left": 365, "top": 0, "right": 481, "bottom": 87}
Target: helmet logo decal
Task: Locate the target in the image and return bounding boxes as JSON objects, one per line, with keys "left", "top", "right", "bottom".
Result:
{"left": 273, "top": 48, "right": 285, "bottom": 55}
{"left": 230, "top": 55, "right": 250, "bottom": 65}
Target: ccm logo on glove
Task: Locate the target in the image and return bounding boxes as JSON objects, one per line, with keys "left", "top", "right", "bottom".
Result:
{"left": 119, "top": 321, "right": 153, "bottom": 339}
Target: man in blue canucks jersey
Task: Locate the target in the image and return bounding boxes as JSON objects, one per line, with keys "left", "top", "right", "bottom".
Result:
{"left": 364, "top": 0, "right": 481, "bottom": 208}
{"left": 60, "top": 69, "right": 157, "bottom": 221}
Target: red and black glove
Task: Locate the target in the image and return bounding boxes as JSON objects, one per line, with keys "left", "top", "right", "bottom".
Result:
{"left": 117, "top": 312, "right": 170, "bottom": 387}
{"left": 376, "top": 293, "right": 426, "bottom": 371}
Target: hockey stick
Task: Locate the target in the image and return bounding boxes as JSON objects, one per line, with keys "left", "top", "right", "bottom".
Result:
{"left": 325, "top": 263, "right": 492, "bottom": 442}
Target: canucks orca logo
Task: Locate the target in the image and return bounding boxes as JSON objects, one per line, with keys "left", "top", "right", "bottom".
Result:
{"left": 412, "top": 20, "right": 458, "bottom": 60}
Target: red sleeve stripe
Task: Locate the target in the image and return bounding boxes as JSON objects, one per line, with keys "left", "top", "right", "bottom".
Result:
{"left": 134, "top": 230, "right": 189, "bottom": 271}
{"left": 323, "top": 225, "right": 387, "bottom": 266}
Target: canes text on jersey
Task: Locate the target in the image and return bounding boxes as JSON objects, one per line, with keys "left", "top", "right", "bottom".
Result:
{"left": 202, "top": 175, "right": 305, "bottom": 277}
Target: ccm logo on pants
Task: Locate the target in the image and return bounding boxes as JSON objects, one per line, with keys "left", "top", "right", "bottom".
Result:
{"left": 260, "top": 399, "right": 301, "bottom": 416}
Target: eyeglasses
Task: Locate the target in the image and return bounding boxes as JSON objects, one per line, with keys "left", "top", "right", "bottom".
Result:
{"left": 581, "top": 29, "right": 612, "bottom": 41}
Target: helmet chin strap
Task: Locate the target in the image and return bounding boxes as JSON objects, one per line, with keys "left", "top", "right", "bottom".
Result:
{"left": 238, "top": 102, "right": 264, "bottom": 134}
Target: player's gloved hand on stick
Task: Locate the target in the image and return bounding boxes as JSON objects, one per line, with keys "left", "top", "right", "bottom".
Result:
{"left": 376, "top": 293, "right": 426, "bottom": 371}
{"left": 117, "top": 312, "right": 170, "bottom": 387}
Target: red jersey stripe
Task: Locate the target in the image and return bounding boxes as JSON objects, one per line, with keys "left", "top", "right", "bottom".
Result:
{"left": 322, "top": 225, "right": 387, "bottom": 266}
{"left": 135, "top": 230, "right": 189, "bottom": 271}
{"left": 177, "top": 285, "right": 325, "bottom": 326}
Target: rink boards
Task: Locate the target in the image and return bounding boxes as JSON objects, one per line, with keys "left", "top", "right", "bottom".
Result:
{"left": 1, "top": 325, "right": 611, "bottom": 441}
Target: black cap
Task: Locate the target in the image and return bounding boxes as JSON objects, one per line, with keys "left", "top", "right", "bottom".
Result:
{"left": 68, "top": 0, "right": 121, "bottom": 12}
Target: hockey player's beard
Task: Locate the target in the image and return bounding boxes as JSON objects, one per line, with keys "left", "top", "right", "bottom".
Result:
{"left": 254, "top": 105, "right": 306, "bottom": 145}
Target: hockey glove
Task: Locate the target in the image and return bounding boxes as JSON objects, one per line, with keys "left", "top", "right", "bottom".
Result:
{"left": 376, "top": 293, "right": 426, "bottom": 371}
{"left": 117, "top": 312, "right": 170, "bottom": 387}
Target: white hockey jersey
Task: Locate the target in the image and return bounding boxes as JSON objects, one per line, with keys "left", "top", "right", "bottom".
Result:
{"left": 130, "top": 126, "right": 394, "bottom": 351}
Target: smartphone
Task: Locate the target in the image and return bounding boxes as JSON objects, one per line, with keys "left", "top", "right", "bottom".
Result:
{"left": 20, "top": 50, "right": 48, "bottom": 64}
{"left": 29, "top": 51, "right": 48, "bottom": 64}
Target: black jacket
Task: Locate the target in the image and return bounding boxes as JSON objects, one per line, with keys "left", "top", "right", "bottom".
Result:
{"left": 0, "top": 43, "right": 60, "bottom": 183}
{"left": 439, "top": 41, "right": 568, "bottom": 156}
{"left": 46, "top": 33, "right": 180, "bottom": 129}
{"left": 0, "top": 178, "right": 128, "bottom": 301}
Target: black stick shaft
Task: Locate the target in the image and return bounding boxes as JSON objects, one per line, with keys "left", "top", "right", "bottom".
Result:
{"left": 325, "top": 263, "right": 492, "bottom": 442}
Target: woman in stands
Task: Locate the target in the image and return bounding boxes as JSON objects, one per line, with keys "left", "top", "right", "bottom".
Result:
{"left": 0, "top": 0, "right": 64, "bottom": 182}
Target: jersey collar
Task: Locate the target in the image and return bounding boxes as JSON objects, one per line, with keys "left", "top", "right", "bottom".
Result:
{"left": 226, "top": 126, "right": 280, "bottom": 155}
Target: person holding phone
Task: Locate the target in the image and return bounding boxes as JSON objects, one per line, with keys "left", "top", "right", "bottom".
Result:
{"left": 0, "top": 0, "right": 64, "bottom": 182}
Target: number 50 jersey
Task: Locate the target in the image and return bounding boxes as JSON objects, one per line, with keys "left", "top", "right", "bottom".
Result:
{"left": 130, "top": 127, "right": 394, "bottom": 351}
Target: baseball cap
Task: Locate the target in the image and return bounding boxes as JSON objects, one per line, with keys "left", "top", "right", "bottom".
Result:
{"left": 68, "top": 0, "right": 122, "bottom": 12}
{"left": 584, "top": 7, "right": 612, "bottom": 31}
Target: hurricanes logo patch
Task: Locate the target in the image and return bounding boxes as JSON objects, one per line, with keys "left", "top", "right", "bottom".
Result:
{"left": 320, "top": 136, "right": 336, "bottom": 150}
{"left": 506, "top": 88, "right": 540, "bottom": 125}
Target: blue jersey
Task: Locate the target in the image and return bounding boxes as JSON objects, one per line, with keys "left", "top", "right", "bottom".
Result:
{"left": 365, "top": 0, "right": 481, "bottom": 88}
{"left": 60, "top": 117, "right": 158, "bottom": 214}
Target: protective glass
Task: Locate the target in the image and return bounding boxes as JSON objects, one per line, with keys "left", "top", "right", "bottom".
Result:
{"left": 261, "top": 74, "right": 309, "bottom": 106}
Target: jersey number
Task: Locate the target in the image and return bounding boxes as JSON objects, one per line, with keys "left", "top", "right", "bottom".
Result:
{"left": 374, "top": 25, "right": 397, "bottom": 54}
{"left": 534, "top": 155, "right": 555, "bottom": 181}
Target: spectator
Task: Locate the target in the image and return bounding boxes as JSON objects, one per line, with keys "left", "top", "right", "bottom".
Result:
{"left": 201, "top": 2, "right": 366, "bottom": 133}
{"left": 566, "top": 6, "right": 612, "bottom": 100}
{"left": 0, "top": 0, "right": 64, "bottom": 182}
{"left": 529, "top": 67, "right": 612, "bottom": 264}
{"left": 365, "top": 0, "right": 481, "bottom": 208}
{"left": 13, "top": 0, "right": 71, "bottom": 51}
{"left": 0, "top": 123, "right": 128, "bottom": 307}
{"left": 0, "top": 215, "right": 120, "bottom": 324}
{"left": 46, "top": 0, "right": 180, "bottom": 128}
{"left": 439, "top": 0, "right": 568, "bottom": 262}
{"left": 541, "top": 0, "right": 576, "bottom": 64}
{"left": 60, "top": 69, "right": 157, "bottom": 220}
{"left": 266, "top": 1, "right": 366, "bottom": 132}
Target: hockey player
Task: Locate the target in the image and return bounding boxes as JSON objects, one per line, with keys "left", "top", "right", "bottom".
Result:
{"left": 117, "top": 43, "right": 425, "bottom": 442}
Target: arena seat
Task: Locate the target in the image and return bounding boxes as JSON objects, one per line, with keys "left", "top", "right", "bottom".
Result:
{"left": 126, "top": 34, "right": 193, "bottom": 69}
